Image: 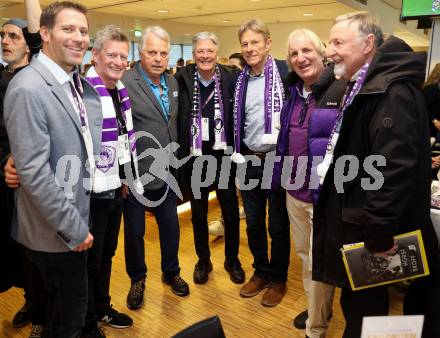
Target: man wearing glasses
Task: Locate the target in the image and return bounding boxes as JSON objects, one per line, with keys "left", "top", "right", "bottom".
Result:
{"left": 122, "top": 26, "right": 189, "bottom": 311}
{"left": 175, "top": 32, "right": 245, "bottom": 285}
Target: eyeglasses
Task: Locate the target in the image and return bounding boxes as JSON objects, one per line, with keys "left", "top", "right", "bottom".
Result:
{"left": 105, "top": 53, "right": 128, "bottom": 62}
{"left": 195, "top": 49, "right": 216, "bottom": 57}
{"left": 0, "top": 31, "right": 21, "bottom": 42}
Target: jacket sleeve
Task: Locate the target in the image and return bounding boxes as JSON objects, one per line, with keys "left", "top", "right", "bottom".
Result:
{"left": 4, "top": 82, "right": 89, "bottom": 250}
{"left": 362, "top": 82, "right": 422, "bottom": 252}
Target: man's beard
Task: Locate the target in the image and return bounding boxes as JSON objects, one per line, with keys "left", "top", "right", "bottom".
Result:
{"left": 333, "top": 62, "right": 346, "bottom": 80}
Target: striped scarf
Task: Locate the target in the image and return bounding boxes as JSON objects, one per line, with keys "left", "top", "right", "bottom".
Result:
{"left": 190, "top": 65, "right": 227, "bottom": 156}
{"left": 86, "top": 66, "right": 143, "bottom": 194}
{"left": 231, "top": 55, "right": 285, "bottom": 163}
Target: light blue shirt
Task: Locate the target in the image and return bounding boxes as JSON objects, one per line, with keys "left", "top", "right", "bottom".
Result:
{"left": 139, "top": 66, "right": 169, "bottom": 120}
{"left": 243, "top": 74, "right": 275, "bottom": 152}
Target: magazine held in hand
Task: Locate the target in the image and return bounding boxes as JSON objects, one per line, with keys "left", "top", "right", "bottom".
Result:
{"left": 342, "top": 230, "right": 430, "bottom": 291}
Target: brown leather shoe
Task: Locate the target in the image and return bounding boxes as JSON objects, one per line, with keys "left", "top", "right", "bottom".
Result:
{"left": 239, "top": 274, "right": 269, "bottom": 298}
{"left": 261, "top": 282, "right": 287, "bottom": 307}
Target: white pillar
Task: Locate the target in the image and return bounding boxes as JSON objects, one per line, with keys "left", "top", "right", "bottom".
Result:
{"left": 427, "top": 18, "right": 440, "bottom": 77}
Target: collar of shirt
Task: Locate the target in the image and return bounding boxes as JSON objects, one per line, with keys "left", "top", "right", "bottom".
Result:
{"left": 350, "top": 68, "right": 361, "bottom": 82}
{"left": 140, "top": 66, "right": 167, "bottom": 92}
{"left": 295, "top": 81, "right": 311, "bottom": 100}
{"left": 197, "top": 71, "right": 214, "bottom": 87}
{"left": 37, "top": 51, "right": 73, "bottom": 86}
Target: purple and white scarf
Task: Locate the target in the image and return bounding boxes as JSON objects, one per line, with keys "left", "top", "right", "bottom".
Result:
{"left": 86, "top": 66, "right": 143, "bottom": 194}
{"left": 231, "top": 55, "right": 285, "bottom": 163}
{"left": 190, "top": 65, "right": 227, "bottom": 156}
{"left": 316, "top": 62, "right": 370, "bottom": 184}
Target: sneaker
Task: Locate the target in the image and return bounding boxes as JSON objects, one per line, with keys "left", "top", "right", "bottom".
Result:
{"left": 208, "top": 219, "right": 224, "bottom": 236}
{"left": 98, "top": 305, "right": 133, "bottom": 329}
{"left": 126, "top": 279, "right": 145, "bottom": 310}
{"left": 13, "top": 300, "right": 32, "bottom": 328}
{"left": 193, "top": 260, "right": 213, "bottom": 284}
{"left": 293, "top": 310, "right": 308, "bottom": 329}
{"left": 29, "top": 324, "right": 45, "bottom": 338}
{"left": 162, "top": 274, "right": 190, "bottom": 297}
{"left": 81, "top": 327, "right": 106, "bottom": 338}
{"left": 293, "top": 310, "right": 333, "bottom": 330}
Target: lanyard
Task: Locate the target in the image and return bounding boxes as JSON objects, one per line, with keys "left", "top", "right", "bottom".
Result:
{"left": 69, "top": 81, "right": 87, "bottom": 127}
{"left": 201, "top": 89, "right": 215, "bottom": 111}
{"left": 325, "top": 62, "right": 370, "bottom": 154}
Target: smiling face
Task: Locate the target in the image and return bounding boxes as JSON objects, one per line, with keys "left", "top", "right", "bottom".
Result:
{"left": 193, "top": 38, "right": 217, "bottom": 77}
{"left": 40, "top": 8, "right": 89, "bottom": 73}
{"left": 327, "top": 20, "right": 374, "bottom": 80}
{"left": 288, "top": 34, "right": 324, "bottom": 87}
{"left": 1, "top": 24, "right": 29, "bottom": 69}
{"left": 240, "top": 30, "right": 271, "bottom": 73}
{"left": 93, "top": 39, "right": 129, "bottom": 88}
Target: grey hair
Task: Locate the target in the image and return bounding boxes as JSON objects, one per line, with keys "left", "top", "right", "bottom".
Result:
{"left": 192, "top": 31, "right": 219, "bottom": 52}
{"left": 138, "top": 25, "right": 170, "bottom": 55}
{"left": 93, "top": 25, "right": 129, "bottom": 51}
{"left": 334, "top": 11, "right": 384, "bottom": 47}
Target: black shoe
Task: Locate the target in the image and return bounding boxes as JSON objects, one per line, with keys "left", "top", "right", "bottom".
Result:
{"left": 98, "top": 305, "right": 133, "bottom": 328}
{"left": 126, "top": 279, "right": 145, "bottom": 310}
{"left": 293, "top": 310, "right": 333, "bottom": 330}
{"left": 293, "top": 310, "right": 308, "bottom": 329}
{"left": 162, "top": 274, "right": 190, "bottom": 296}
{"left": 29, "top": 324, "right": 45, "bottom": 338}
{"left": 81, "top": 327, "right": 106, "bottom": 338}
{"left": 12, "top": 300, "right": 32, "bottom": 328}
{"left": 224, "top": 260, "right": 245, "bottom": 284}
{"left": 193, "top": 260, "right": 213, "bottom": 284}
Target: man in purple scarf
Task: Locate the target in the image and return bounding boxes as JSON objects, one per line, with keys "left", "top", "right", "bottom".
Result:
{"left": 232, "top": 19, "right": 290, "bottom": 307}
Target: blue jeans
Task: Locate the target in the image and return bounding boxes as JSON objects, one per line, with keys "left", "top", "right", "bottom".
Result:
{"left": 123, "top": 185, "right": 180, "bottom": 282}
{"left": 240, "top": 162, "right": 290, "bottom": 282}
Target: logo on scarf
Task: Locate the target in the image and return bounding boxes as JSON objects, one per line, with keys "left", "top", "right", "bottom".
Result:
{"left": 96, "top": 145, "right": 116, "bottom": 173}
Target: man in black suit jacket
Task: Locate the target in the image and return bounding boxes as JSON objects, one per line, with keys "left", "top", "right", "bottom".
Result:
{"left": 175, "top": 31, "right": 245, "bottom": 286}
{"left": 122, "top": 26, "right": 189, "bottom": 311}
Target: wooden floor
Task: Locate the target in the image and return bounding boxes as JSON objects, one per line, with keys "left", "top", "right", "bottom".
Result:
{"left": 0, "top": 199, "right": 404, "bottom": 338}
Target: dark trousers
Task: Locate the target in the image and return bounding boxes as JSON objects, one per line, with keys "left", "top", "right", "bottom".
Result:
{"left": 404, "top": 259, "right": 440, "bottom": 338}
{"left": 85, "top": 193, "right": 122, "bottom": 329}
{"left": 23, "top": 248, "right": 88, "bottom": 338}
{"left": 240, "top": 163, "right": 290, "bottom": 282}
{"left": 188, "top": 156, "right": 240, "bottom": 263}
{"left": 123, "top": 185, "right": 180, "bottom": 282}
{"left": 22, "top": 250, "right": 47, "bottom": 325}
{"left": 340, "top": 286, "right": 389, "bottom": 338}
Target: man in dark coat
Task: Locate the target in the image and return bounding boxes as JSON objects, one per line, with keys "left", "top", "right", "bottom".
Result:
{"left": 175, "top": 31, "right": 245, "bottom": 285}
{"left": 314, "top": 11, "right": 439, "bottom": 338}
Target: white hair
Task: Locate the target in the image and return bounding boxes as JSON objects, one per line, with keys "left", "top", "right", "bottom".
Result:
{"left": 138, "top": 25, "right": 170, "bottom": 56}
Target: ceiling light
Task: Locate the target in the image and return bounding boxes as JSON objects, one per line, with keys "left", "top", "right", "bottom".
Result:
{"left": 157, "top": 9, "right": 169, "bottom": 13}
{"left": 223, "top": 19, "right": 232, "bottom": 22}
{"left": 303, "top": 13, "right": 314, "bottom": 17}
{"left": 250, "top": 0, "right": 261, "bottom": 2}
{"left": 134, "top": 30, "right": 142, "bottom": 37}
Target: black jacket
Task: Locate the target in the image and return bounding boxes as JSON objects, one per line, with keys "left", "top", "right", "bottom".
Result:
{"left": 312, "top": 36, "right": 439, "bottom": 288}
{"left": 174, "top": 63, "right": 239, "bottom": 198}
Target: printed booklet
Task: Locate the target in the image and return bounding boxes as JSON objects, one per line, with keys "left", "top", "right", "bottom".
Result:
{"left": 342, "top": 230, "right": 429, "bottom": 291}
